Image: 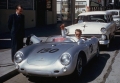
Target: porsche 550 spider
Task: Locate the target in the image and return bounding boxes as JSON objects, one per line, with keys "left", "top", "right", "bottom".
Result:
{"left": 14, "top": 35, "right": 99, "bottom": 77}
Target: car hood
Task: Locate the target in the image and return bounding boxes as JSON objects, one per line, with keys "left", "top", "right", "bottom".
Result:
{"left": 27, "top": 43, "right": 74, "bottom": 66}
{"left": 66, "top": 22, "right": 109, "bottom": 34}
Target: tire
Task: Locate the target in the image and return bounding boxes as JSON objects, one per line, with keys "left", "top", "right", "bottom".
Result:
{"left": 76, "top": 56, "right": 83, "bottom": 76}
{"left": 73, "top": 54, "right": 85, "bottom": 77}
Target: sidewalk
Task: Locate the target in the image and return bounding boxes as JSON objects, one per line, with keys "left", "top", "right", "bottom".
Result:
{"left": 0, "top": 21, "right": 72, "bottom": 82}
{"left": 0, "top": 49, "right": 18, "bottom": 82}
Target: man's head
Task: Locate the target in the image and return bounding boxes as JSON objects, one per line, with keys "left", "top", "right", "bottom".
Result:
{"left": 75, "top": 29, "right": 82, "bottom": 39}
{"left": 16, "top": 5, "right": 23, "bottom": 15}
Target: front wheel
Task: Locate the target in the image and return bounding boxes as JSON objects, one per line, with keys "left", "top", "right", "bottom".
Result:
{"left": 72, "top": 54, "right": 85, "bottom": 77}
{"left": 76, "top": 56, "right": 83, "bottom": 76}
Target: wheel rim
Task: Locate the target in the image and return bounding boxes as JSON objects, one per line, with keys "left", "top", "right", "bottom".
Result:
{"left": 77, "top": 57, "right": 82, "bottom": 76}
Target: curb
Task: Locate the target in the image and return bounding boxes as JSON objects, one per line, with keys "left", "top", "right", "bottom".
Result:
{"left": 0, "top": 69, "right": 19, "bottom": 82}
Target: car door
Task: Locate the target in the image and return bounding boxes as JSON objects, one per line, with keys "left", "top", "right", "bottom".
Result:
{"left": 84, "top": 39, "right": 95, "bottom": 59}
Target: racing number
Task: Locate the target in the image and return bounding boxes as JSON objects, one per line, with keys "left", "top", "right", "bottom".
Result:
{"left": 89, "top": 44, "right": 93, "bottom": 53}
{"left": 37, "top": 48, "right": 59, "bottom": 53}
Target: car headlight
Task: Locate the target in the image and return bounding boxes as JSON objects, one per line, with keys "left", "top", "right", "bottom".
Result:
{"left": 101, "top": 27, "right": 107, "bottom": 34}
{"left": 14, "top": 51, "right": 24, "bottom": 63}
{"left": 60, "top": 53, "right": 71, "bottom": 66}
{"left": 101, "top": 34, "right": 107, "bottom": 40}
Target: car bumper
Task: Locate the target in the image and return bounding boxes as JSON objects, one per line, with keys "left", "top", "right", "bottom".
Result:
{"left": 15, "top": 60, "right": 75, "bottom": 77}
{"left": 81, "top": 34, "right": 109, "bottom": 45}
{"left": 99, "top": 40, "right": 109, "bottom": 45}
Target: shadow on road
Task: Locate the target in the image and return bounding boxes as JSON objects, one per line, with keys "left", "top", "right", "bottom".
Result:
{"left": 27, "top": 53, "right": 110, "bottom": 83}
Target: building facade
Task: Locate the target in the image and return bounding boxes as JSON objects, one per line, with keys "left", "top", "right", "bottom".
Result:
{"left": 0, "top": 0, "right": 117, "bottom": 33}
{"left": 0, "top": 0, "right": 56, "bottom": 33}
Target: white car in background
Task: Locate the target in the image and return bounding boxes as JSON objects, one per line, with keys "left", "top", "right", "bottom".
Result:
{"left": 106, "top": 9, "right": 120, "bottom": 29}
{"left": 65, "top": 11, "right": 116, "bottom": 48}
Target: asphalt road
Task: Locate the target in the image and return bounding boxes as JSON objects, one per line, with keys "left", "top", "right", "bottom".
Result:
{"left": 3, "top": 32, "right": 120, "bottom": 83}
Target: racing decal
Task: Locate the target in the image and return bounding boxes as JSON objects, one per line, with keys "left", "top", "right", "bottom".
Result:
{"left": 89, "top": 44, "right": 93, "bottom": 53}
{"left": 37, "top": 48, "right": 59, "bottom": 53}
{"left": 49, "top": 49, "right": 59, "bottom": 53}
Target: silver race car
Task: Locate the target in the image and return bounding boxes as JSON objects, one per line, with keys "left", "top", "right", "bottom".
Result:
{"left": 14, "top": 35, "right": 99, "bottom": 77}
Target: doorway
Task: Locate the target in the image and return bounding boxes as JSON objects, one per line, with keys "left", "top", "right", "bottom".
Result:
{"left": 36, "top": 0, "right": 46, "bottom": 26}
{"left": 57, "top": 0, "right": 72, "bottom": 21}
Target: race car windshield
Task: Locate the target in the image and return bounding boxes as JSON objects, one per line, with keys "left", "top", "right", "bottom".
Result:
{"left": 45, "top": 36, "right": 76, "bottom": 43}
{"left": 77, "top": 15, "right": 107, "bottom": 23}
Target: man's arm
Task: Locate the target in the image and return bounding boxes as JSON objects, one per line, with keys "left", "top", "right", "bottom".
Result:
{"left": 60, "top": 24, "right": 66, "bottom": 37}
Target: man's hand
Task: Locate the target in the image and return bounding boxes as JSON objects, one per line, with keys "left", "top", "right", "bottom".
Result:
{"left": 60, "top": 24, "right": 65, "bottom": 30}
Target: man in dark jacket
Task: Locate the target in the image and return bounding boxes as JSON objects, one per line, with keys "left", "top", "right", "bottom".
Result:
{"left": 8, "top": 5, "right": 25, "bottom": 62}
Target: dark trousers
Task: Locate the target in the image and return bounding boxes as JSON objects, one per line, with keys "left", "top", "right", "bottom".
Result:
{"left": 11, "top": 36, "right": 23, "bottom": 62}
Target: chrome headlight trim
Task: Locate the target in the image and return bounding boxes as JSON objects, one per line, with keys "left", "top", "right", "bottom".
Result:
{"left": 60, "top": 53, "right": 71, "bottom": 66}
{"left": 101, "top": 34, "right": 107, "bottom": 40}
{"left": 101, "top": 27, "right": 106, "bottom": 34}
{"left": 14, "top": 51, "right": 24, "bottom": 63}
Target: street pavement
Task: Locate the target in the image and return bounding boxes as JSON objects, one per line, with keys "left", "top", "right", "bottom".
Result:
{"left": 105, "top": 45, "right": 120, "bottom": 83}
{"left": 0, "top": 21, "right": 72, "bottom": 82}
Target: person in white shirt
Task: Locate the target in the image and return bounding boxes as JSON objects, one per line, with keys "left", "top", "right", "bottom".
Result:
{"left": 60, "top": 24, "right": 85, "bottom": 42}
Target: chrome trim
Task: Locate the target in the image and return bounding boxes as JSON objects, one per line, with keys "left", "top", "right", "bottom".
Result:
{"left": 99, "top": 40, "right": 109, "bottom": 45}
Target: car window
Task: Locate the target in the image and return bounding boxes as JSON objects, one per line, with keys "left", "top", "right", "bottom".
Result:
{"left": 90, "top": 15, "right": 107, "bottom": 22}
{"left": 77, "top": 15, "right": 107, "bottom": 23}
{"left": 107, "top": 15, "right": 111, "bottom": 22}
{"left": 77, "top": 16, "right": 90, "bottom": 23}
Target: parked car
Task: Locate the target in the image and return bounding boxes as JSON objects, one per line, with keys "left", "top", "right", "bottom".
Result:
{"left": 14, "top": 35, "right": 99, "bottom": 77}
{"left": 65, "top": 11, "right": 116, "bottom": 48}
{"left": 106, "top": 9, "right": 120, "bottom": 29}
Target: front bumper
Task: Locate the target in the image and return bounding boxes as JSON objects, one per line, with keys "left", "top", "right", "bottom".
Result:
{"left": 81, "top": 34, "right": 110, "bottom": 45}
{"left": 15, "top": 60, "right": 75, "bottom": 77}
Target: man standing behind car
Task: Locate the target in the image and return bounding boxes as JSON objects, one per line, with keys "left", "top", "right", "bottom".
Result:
{"left": 8, "top": 5, "right": 25, "bottom": 62}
